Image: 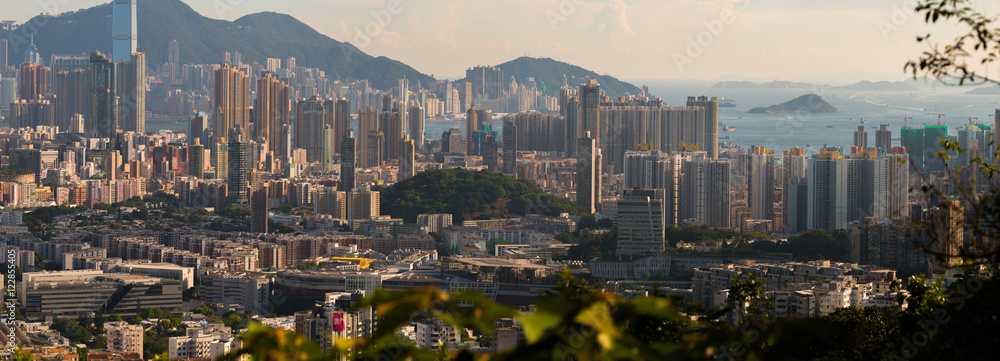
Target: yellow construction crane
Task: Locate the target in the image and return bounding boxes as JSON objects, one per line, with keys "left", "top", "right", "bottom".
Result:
{"left": 887, "top": 115, "right": 914, "bottom": 127}
{"left": 926, "top": 113, "right": 946, "bottom": 125}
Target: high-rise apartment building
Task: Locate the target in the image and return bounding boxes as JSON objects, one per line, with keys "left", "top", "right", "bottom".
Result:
{"left": 400, "top": 135, "right": 415, "bottom": 180}
{"left": 251, "top": 186, "right": 269, "bottom": 234}
{"left": 295, "top": 96, "right": 326, "bottom": 162}
{"left": 875, "top": 124, "right": 892, "bottom": 149}
{"left": 358, "top": 106, "right": 378, "bottom": 168}
{"left": 853, "top": 126, "right": 868, "bottom": 149}
{"left": 340, "top": 130, "right": 357, "bottom": 192}
{"left": 188, "top": 138, "right": 205, "bottom": 178}
{"left": 88, "top": 51, "right": 118, "bottom": 139}
{"left": 119, "top": 52, "right": 146, "bottom": 134}
{"left": 255, "top": 72, "right": 290, "bottom": 156}
{"left": 502, "top": 118, "right": 517, "bottom": 176}
{"left": 808, "top": 148, "right": 849, "bottom": 231}
{"left": 53, "top": 69, "right": 87, "bottom": 130}
{"left": 409, "top": 105, "right": 424, "bottom": 152}
{"left": 19, "top": 63, "right": 48, "bottom": 100}
{"left": 686, "top": 96, "right": 720, "bottom": 159}
{"left": 213, "top": 63, "right": 251, "bottom": 141}
{"left": 580, "top": 79, "right": 601, "bottom": 143}
{"left": 226, "top": 128, "right": 251, "bottom": 206}
{"left": 576, "top": 131, "right": 602, "bottom": 213}
{"left": 616, "top": 188, "right": 666, "bottom": 257}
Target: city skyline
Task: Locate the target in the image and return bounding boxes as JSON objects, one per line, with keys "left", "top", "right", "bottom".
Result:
{"left": 4, "top": 0, "right": 996, "bottom": 83}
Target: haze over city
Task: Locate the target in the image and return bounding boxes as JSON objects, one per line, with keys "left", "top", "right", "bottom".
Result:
{"left": 5, "top": 0, "right": 995, "bottom": 82}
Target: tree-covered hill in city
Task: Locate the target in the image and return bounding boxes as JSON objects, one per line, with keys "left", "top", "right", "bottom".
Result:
{"left": 748, "top": 94, "right": 839, "bottom": 114}
{"left": 492, "top": 56, "right": 643, "bottom": 98}
{"left": 0, "top": 0, "right": 432, "bottom": 89}
{"left": 376, "top": 168, "right": 585, "bottom": 224}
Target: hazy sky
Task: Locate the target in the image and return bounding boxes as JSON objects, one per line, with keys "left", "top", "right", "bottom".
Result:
{"left": 7, "top": 0, "right": 996, "bottom": 83}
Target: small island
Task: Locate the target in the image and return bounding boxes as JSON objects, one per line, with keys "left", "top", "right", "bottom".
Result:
{"left": 748, "top": 94, "right": 839, "bottom": 114}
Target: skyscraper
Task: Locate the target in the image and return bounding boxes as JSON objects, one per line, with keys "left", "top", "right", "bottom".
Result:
{"left": 616, "top": 188, "right": 666, "bottom": 257}
{"left": 188, "top": 138, "right": 205, "bottom": 179}
{"left": 465, "top": 66, "right": 504, "bottom": 101}
{"left": 367, "top": 131, "right": 384, "bottom": 168}
{"left": 88, "top": 51, "right": 118, "bottom": 139}
{"left": 53, "top": 69, "right": 87, "bottom": 131}
{"left": 255, "top": 72, "right": 290, "bottom": 156}
{"left": 0, "top": 38, "right": 7, "bottom": 69}
{"left": 409, "top": 105, "right": 424, "bottom": 153}
{"left": 251, "top": 186, "right": 269, "bottom": 234}
{"left": 119, "top": 52, "right": 146, "bottom": 134}
{"left": 502, "top": 118, "right": 517, "bottom": 176}
{"left": 686, "top": 96, "right": 720, "bottom": 159}
{"left": 322, "top": 125, "right": 336, "bottom": 173}
{"left": 382, "top": 109, "right": 405, "bottom": 162}
{"left": 744, "top": 146, "right": 776, "bottom": 223}
{"left": 213, "top": 63, "right": 251, "bottom": 141}
{"left": 466, "top": 105, "right": 478, "bottom": 155}
{"left": 576, "top": 131, "right": 602, "bottom": 214}
{"left": 340, "top": 130, "right": 357, "bottom": 192}
{"left": 923, "top": 125, "right": 948, "bottom": 172}
{"left": 561, "top": 89, "right": 580, "bottom": 158}
{"left": 442, "top": 128, "right": 464, "bottom": 154}
{"left": 875, "top": 124, "right": 892, "bottom": 150}
{"left": 624, "top": 150, "right": 680, "bottom": 225}
{"left": 482, "top": 134, "right": 498, "bottom": 172}
{"left": 782, "top": 148, "right": 808, "bottom": 233}
{"left": 900, "top": 126, "right": 924, "bottom": 172}
{"left": 580, "top": 79, "right": 601, "bottom": 143}
{"left": 111, "top": 0, "right": 137, "bottom": 63}
{"left": 400, "top": 135, "right": 415, "bottom": 180}
{"left": 853, "top": 126, "right": 868, "bottom": 149}
{"left": 18, "top": 63, "right": 48, "bottom": 100}
{"left": 808, "top": 148, "right": 849, "bottom": 231}
{"left": 295, "top": 96, "right": 326, "bottom": 163}
{"left": 167, "top": 40, "right": 180, "bottom": 84}
{"left": 227, "top": 128, "right": 252, "bottom": 206}
{"left": 23, "top": 38, "right": 41, "bottom": 65}
{"left": 334, "top": 98, "right": 351, "bottom": 156}
{"left": 214, "top": 139, "right": 228, "bottom": 180}
{"left": 847, "top": 148, "right": 891, "bottom": 223}
{"left": 358, "top": 106, "right": 378, "bottom": 168}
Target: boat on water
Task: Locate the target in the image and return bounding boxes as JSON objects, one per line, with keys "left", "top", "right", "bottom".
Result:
{"left": 860, "top": 119, "right": 867, "bottom": 124}
{"left": 720, "top": 98, "right": 736, "bottom": 107}
{"left": 826, "top": 125, "right": 834, "bottom": 128}
{"left": 724, "top": 126, "right": 736, "bottom": 132}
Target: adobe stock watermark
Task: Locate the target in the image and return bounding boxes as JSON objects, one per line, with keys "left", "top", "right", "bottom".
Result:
{"left": 342, "top": 0, "right": 409, "bottom": 62}
{"left": 878, "top": 0, "right": 918, "bottom": 40}
{"left": 546, "top": 0, "right": 585, "bottom": 31}
{"left": 673, "top": 0, "right": 751, "bottom": 73}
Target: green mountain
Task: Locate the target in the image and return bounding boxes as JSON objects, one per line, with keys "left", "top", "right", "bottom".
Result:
{"left": 748, "top": 94, "right": 839, "bottom": 114}
{"left": 0, "top": 0, "right": 432, "bottom": 89}
{"left": 376, "top": 168, "right": 585, "bottom": 224}
{"left": 491, "top": 57, "right": 642, "bottom": 98}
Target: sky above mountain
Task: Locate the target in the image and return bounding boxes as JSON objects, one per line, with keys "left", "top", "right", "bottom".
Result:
{"left": 7, "top": 0, "right": 996, "bottom": 83}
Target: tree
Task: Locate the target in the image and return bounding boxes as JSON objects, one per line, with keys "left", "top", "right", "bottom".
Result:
{"left": 906, "top": 0, "right": 1000, "bottom": 85}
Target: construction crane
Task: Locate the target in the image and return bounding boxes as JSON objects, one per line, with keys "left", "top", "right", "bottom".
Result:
{"left": 926, "top": 113, "right": 946, "bottom": 125}
{"left": 954, "top": 116, "right": 978, "bottom": 125}
{"left": 887, "top": 115, "right": 914, "bottom": 127}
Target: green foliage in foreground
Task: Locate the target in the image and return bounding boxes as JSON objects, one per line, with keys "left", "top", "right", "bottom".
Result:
{"left": 377, "top": 169, "right": 586, "bottom": 223}
{"left": 221, "top": 267, "right": 1000, "bottom": 361}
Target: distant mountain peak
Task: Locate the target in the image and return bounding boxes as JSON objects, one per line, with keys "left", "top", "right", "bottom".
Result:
{"left": 0, "top": 0, "right": 432, "bottom": 90}
{"left": 490, "top": 56, "right": 642, "bottom": 98}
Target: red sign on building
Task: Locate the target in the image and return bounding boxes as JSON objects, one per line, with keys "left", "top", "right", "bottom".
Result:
{"left": 332, "top": 312, "right": 345, "bottom": 331}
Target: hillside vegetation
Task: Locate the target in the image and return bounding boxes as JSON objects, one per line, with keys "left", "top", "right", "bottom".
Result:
{"left": 377, "top": 169, "right": 585, "bottom": 223}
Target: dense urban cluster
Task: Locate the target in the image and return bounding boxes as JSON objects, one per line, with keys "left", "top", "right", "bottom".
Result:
{"left": 0, "top": 1, "right": 998, "bottom": 361}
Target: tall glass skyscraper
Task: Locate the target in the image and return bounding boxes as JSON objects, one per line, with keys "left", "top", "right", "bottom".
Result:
{"left": 112, "top": 0, "right": 137, "bottom": 63}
